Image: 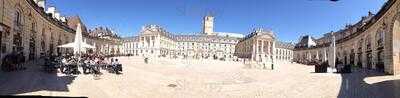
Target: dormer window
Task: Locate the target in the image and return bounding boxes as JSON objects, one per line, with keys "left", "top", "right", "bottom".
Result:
{"left": 376, "top": 30, "right": 384, "bottom": 48}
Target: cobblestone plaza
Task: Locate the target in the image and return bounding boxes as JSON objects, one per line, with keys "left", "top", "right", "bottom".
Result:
{"left": 0, "top": 57, "right": 399, "bottom": 98}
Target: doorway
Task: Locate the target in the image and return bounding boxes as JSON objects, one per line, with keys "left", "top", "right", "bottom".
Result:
{"left": 376, "top": 51, "right": 384, "bottom": 72}
{"left": 367, "top": 53, "right": 372, "bottom": 69}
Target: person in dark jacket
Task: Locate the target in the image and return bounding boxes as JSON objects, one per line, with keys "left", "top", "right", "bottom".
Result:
{"left": 3, "top": 51, "right": 19, "bottom": 71}
{"left": 16, "top": 52, "right": 26, "bottom": 70}
{"left": 1, "top": 53, "right": 13, "bottom": 72}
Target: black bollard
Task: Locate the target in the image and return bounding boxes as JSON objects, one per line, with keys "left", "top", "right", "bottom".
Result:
{"left": 271, "top": 64, "right": 274, "bottom": 70}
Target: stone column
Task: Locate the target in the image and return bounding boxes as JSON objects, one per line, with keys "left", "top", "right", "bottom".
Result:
{"left": 23, "top": 25, "right": 29, "bottom": 61}
{"left": 267, "top": 41, "right": 270, "bottom": 55}
{"left": 35, "top": 30, "right": 41, "bottom": 58}
{"left": 261, "top": 40, "right": 264, "bottom": 62}
{"left": 272, "top": 41, "right": 276, "bottom": 65}
{"left": 144, "top": 36, "right": 148, "bottom": 56}
{"left": 143, "top": 36, "right": 146, "bottom": 48}
{"left": 261, "top": 40, "right": 264, "bottom": 53}
{"left": 252, "top": 40, "right": 256, "bottom": 61}
{"left": 371, "top": 36, "right": 377, "bottom": 69}
{"left": 323, "top": 48, "right": 327, "bottom": 62}
{"left": 269, "top": 41, "right": 273, "bottom": 61}
{"left": 316, "top": 50, "right": 320, "bottom": 61}
{"left": 256, "top": 40, "right": 260, "bottom": 62}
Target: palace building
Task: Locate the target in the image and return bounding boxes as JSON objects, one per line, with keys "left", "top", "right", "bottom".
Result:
{"left": 294, "top": 0, "right": 400, "bottom": 75}
{"left": 121, "top": 16, "right": 242, "bottom": 60}
{"left": 0, "top": 0, "right": 119, "bottom": 64}
{"left": 234, "top": 28, "right": 294, "bottom": 65}
{"left": 122, "top": 15, "right": 294, "bottom": 62}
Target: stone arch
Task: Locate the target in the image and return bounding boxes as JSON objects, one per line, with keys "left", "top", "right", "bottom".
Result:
{"left": 388, "top": 12, "right": 400, "bottom": 74}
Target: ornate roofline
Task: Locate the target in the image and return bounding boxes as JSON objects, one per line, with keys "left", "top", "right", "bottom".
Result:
{"left": 335, "top": 0, "right": 395, "bottom": 44}
{"left": 25, "top": 0, "right": 114, "bottom": 42}
{"left": 26, "top": 0, "right": 74, "bottom": 33}
{"left": 295, "top": 0, "right": 396, "bottom": 50}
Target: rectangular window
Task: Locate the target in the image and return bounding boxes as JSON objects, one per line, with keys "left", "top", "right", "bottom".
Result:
{"left": 0, "top": 30, "right": 2, "bottom": 48}
{"left": 0, "top": 30, "right": 4, "bottom": 53}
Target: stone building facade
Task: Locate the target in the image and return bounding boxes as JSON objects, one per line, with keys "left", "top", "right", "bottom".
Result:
{"left": 122, "top": 25, "right": 177, "bottom": 58}
{"left": 0, "top": 0, "right": 118, "bottom": 65}
{"left": 122, "top": 16, "right": 242, "bottom": 60}
{"left": 89, "top": 27, "right": 122, "bottom": 55}
{"left": 294, "top": 0, "right": 400, "bottom": 75}
{"left": 122, "top": 16, "right": 295, "bottom": 62}
{"left": 234, "top": 28, "right": 294, "bottom": 65}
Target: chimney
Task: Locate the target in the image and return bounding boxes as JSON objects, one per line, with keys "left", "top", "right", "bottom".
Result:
{"left": 54, "top": 12, "right": 61, "bottom": 20}
{"left": 60, "top": 16, "right": 66, "bottom": 22}
{"left": 361, "top": 16, "right": 366, "bottom": 20}
{"left": 46, "top": 7, "right": 56, "bottom": 18}
{"left": 368, "top": 11, "right": 373, "bottom": 16}
{"left": 37, "top": 0, "right": 46, "bottom": 9}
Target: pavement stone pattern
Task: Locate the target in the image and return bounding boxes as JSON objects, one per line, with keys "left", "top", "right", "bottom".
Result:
{"left": 0, "top": 56, "right": 399, "bottom": 98}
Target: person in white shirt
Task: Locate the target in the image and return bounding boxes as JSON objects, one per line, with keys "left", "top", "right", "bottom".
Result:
{"left": 60, "top": 57, "right": 68, "bottom": 73}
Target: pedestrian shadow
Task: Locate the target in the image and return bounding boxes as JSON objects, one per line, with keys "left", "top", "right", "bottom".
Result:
{"left": 0, "top": 66, "right": 76, "bottom": 95}
{"left": 337, "top": 69, "right": 400, "bottom": 98}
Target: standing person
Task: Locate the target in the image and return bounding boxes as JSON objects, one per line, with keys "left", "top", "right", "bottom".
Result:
{"left": 100, "top": 57, "right": 106, "bottom": 70}
{"left": 94, "top": 57, "right": 99, "bottom": 71}
{"left": 89, "top": 57, "right": 97, "bottom": 74}
{"left": 144, "top": 57, "right": 148, "bottom": 64}
{"left": 17, "top": 52, "right": 25, "bottom": 70}
{"left": 9, "top": 52, "right": 18, "bottom": 71}
{"left": 109, "top": 58, "right": 114, "bottom": 69}
{"left": 1, "top": 52, "right": 14, "bottom": 72}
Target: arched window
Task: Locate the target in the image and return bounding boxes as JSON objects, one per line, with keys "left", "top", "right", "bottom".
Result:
{"left": 15, "top": 11, "right": 22, "bottom": 25}
{"left": 0, "top": 26, "right": 4, "bottom": 53}
{"left": 13, "top": 9, "right": 23, "bottom": 52}
{"left": 41, "top": 28, "right": 46, "bottom": 52}
{"left": 376, "top": 30, "right": 384, "bottom": 48}
{"left": 358, "top": 38, "right": 363, "bottom": 52}
{"left": 366, "top": 35, "right": 371, "bottom": 50}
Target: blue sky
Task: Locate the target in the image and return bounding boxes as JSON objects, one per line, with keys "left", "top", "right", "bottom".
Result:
{"left": 48, "top": 0, "right": 386, "bottom": 42}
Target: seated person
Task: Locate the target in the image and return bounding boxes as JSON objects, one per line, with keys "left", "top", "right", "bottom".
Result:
{"left": 90, "top": 58, "right": 100, "bottom": 74}
{"left": 82, "top": 58, "right": 90, "bottom": 74}
{"left": 112, "top": 59, "right": 122, "bottom": 74}
{"left": 60, "top": 57, "right": 68, "bottom": 73}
